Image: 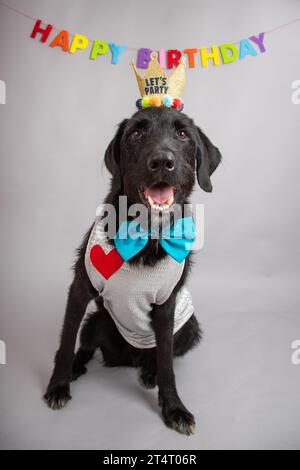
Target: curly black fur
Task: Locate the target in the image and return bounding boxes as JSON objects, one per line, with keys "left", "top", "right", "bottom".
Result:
{"left": 44, "top": 107, "right": 221, "bottom": 435}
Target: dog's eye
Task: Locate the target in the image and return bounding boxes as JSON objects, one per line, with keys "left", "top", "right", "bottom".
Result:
{"left": 130, "top": 130, "right": 143, "bottom": 140}
{"left": 176, "top": 129, "right": 188, "bottom": 140}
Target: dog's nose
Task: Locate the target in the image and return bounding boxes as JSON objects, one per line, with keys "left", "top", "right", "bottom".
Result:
{"left": 148, "top": 152, "right": 175, "bottom": 172}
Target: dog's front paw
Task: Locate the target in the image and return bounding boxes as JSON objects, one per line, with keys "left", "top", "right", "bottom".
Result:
{"left": 44, "top": 382, "right": 71, "bottom": 410}
{"left": 161, "top": 402, "right": 195, "bottom": 436}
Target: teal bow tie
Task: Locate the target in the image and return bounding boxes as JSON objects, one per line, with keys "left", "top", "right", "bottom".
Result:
{"left": 114, "top": 216, "right": 195, "bottom": 263}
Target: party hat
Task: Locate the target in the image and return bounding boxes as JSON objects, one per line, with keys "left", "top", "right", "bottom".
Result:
{"left": 132, "top": 51, "right": 186, "bottom": 111}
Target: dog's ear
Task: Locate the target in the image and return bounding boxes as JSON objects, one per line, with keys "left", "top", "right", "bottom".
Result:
{"left": 195, "top": 127, "right": 222, "bottom": 192}
{"left": 104, "top": 119, "right": 128, "bottom": 191}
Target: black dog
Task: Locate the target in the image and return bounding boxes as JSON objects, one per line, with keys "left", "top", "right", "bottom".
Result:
{"left": 44, "top": 106, "right": 221, "bottom": 435}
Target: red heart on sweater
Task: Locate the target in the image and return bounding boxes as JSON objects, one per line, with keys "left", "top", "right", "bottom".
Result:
{"left": 90, "top": 244, "right": 124, "bottom": 280}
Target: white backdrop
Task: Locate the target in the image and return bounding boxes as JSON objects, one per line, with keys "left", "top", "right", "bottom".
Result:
{"left": 0, "top": 0, "right": 300, "bottom": 449}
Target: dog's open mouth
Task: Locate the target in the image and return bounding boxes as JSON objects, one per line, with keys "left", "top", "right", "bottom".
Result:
{"left": 140, "top": 182, "right": 176, "bottom": 210}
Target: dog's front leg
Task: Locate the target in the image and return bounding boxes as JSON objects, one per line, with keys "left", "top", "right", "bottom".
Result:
{"left": 151, "top": 296, "right": 195, "bottom": 435}
{"left": 44, "top": 267, "right": 96, "bottom": 410}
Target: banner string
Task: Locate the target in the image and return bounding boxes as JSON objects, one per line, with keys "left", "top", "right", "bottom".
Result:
{"left": 0, "top": 1, "right": 300, "bottom": 52}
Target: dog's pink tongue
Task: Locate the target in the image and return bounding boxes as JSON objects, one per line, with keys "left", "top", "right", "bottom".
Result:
{"left": 145, "top": 186, "right": 174, "bottom": 204}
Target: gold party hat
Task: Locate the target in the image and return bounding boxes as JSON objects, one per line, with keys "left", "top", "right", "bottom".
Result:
{"left": 132, "top": 51, "right": 186, "bottom": 111}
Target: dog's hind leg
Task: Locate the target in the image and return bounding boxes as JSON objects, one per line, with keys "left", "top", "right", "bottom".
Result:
{"left": 138, "top": 350, "right": 157, "bottom": 389}
{"left": 95, "top": 298, "right": 139, "bottom": 367}
{"left": 173, "top": 314, "right": 202, "bottom": 357}
{"left": 74, "top": 298, "right": 137, "bottom": 372}
{"left": 71, "top": 349, "right": 94, "bottom": 381}
{"left": 137, "top": 314, "right": 202, "bottom": 389}
{"left": 71, "top": 305, "right": 103, "bottom": 381}
{"left": 137, "top": 315, "right": 201, "bottom": 390}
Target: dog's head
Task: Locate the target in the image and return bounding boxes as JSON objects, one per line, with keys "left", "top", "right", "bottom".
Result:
{"left": 104, "top": 107, "right": 221, "bottom": 211}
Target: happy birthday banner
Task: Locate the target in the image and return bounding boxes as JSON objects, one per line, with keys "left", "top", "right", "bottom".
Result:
{"left": 1, "top": 1, "right": 300, "bottom": 70}
{"left": 30, "top": 19, "right": 267, "bottom": 68}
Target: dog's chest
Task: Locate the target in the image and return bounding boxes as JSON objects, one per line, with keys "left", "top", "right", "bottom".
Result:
{"left": 84, "top": 218, "right": 193, "bottom": 349}
{"left": 85, "top": 217, "right": 185, "bottom": 304}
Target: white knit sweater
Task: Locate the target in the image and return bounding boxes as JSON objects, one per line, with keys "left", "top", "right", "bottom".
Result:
{"left": 85, "top": 217, "right": 194, "bottom": 348}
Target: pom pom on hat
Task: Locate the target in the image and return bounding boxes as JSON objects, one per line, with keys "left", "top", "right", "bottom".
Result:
{"left": 136, "top": 98, "right": 143, "bottom": 109}
{"left": 162, "top": 95, "right": 173, "bottom": 107}
{"left": 137, "top": 94, "right": 184, "bottom": 111}
{"left": 149, "top": 95, "right": 162, "bottom": 107}
{"left": 173, "top": 98, "right": 183, "bottom": 110}
{"left": 142, "top": 96, "right": 151, "bottom": 108}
